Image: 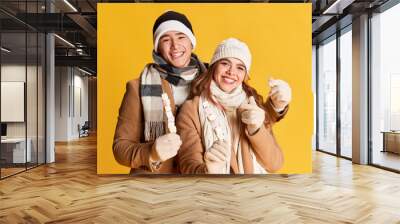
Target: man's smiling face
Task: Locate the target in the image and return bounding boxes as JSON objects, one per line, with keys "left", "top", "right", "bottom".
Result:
{"left": 157, "top": 31, "right": 193, "bottom": 68}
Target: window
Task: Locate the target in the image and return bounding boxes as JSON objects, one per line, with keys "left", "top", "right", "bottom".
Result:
{"left": 339, "top": 28, "right": 352, "bottom": 158}
{"left": 317, "top": 36, "right": 337, "bottom": 154}
{"left": 371, "top": 2, "right": 400, "bottom": 171}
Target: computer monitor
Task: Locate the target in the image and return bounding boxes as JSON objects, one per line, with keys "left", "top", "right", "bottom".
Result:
{"left": 1, "top": 123, "right": 7, "bottom": 137}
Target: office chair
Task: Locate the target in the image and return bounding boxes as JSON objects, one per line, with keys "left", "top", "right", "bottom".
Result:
{"left": 79, "top": 121, "right": 90, "bottom": 138}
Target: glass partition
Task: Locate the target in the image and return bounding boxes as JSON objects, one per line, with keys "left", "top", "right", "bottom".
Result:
{"left": 0, "top": 1, "right": 46, "bottom": 179}
{"left": 317, "top": 35, "right": 337, "bottom": 155}
{"left": 1, "top": 30, "right": 28, "bottom": 177}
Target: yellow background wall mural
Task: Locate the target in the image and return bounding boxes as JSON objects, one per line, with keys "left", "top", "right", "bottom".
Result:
{"left": 98, "top": 3, "right": 312, "bottom": 174}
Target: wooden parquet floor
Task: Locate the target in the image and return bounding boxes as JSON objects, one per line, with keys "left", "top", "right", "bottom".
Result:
{"left": 1, "top": 135, "right": 400, "bottom": 224}
{"left": 1, "top": 167, "right": 26, "bottom": 178}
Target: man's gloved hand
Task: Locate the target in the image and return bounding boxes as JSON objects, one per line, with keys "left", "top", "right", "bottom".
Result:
{"left": 151, "top": 133, "right": 182, "bottom": 162}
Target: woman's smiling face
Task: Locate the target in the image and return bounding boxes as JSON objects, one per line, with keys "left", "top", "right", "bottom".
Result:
{"left": 213, "top": 57, "right": 247, "bottom": 93}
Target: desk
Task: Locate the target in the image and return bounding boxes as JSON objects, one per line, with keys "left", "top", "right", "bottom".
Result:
{"left": 1, "top": 138, "right": 31, "bottom": 163}
{"left": 381, "top": 131, "right": 400, "bottom": 154}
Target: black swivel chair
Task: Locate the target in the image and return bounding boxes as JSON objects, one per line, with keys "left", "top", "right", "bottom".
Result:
{"left": 78, "top": 121, "right": 90, "bottom": 138}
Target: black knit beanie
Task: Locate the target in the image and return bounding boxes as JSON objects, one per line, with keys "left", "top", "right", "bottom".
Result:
{"left": 152, "top": 11, "right": 196, "bottom": 52}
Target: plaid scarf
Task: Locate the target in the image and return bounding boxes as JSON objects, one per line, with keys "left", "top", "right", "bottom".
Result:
{"left": 140, "top": 52, "right": 206, "bottom": 141}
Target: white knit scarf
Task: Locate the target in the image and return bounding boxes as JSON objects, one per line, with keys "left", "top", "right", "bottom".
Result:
{"left": 199, "top": 81, "right": 267, "bottom": 174}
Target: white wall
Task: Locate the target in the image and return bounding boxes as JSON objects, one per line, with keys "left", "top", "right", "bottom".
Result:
{"left": 55, "top": 66, "right": 70, "bottom": 141}
{"left": 72, "top": 73, "right": 89, "bottom": 138}
{"left": 55, "top": 67, "right": 89, "bottom": 141}
{"left": 1, "top": 65, "right": 38, "bottom": 138}
{"left": 312, "top": 45, "right": 316, "bottom": 151}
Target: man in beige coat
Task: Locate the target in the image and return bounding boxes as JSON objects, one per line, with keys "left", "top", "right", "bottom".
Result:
{"left": 113, "top": 11, "right": 290, "bottom": 174}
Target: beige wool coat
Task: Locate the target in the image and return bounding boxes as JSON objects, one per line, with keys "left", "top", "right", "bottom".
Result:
{"left": 176, "top": 96, "right": 285, "bottom": 174}
{"left": 113, "top": 79, "right": 177, "bottom": 174}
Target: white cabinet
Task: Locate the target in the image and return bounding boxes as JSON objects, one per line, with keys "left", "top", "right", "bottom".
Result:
{"left": 1, "top": 138, "right": 32, "bottom": 163}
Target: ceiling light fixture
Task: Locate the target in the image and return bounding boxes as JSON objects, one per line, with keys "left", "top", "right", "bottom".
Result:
{"left": 1, "top": 47, "right": 11, "bottom": 53}
{"left": 63, "top": 0, "right": 78, "bottom": 12}
{"left": 322, "top": 0, "right": 354, "bottom": 15}
{"left": 78, "top": 67, "right": 93, "bottom": 76}
{"left": 54, "top": 34, "right": 75, "bottom": 48}
{"left": 76, "top": 48, "right": 85, "bottom": 55}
